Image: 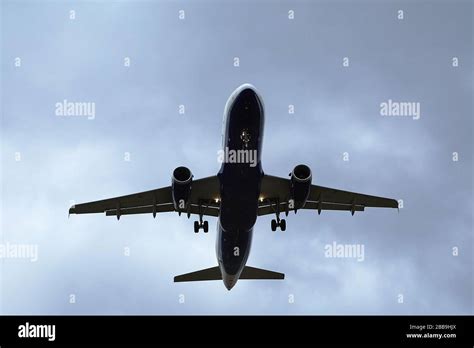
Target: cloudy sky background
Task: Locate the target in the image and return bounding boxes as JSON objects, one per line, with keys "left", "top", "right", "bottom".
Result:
{"left": 1, "top": 0, "right": 472, "bottom": 314}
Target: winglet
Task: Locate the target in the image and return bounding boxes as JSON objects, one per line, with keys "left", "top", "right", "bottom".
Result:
{"left": 68, "top": 205, "right": 76, "bottom": 218}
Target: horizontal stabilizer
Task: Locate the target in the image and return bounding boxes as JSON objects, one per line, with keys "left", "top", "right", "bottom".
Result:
{"left": 174, "top": 266, "right": 284, "bottom": 282}
{"left": 174, "top": 266, "right": 221, "bottom": 282}
{"left": 240, "top": 266, "right": 284, "bottom": 280}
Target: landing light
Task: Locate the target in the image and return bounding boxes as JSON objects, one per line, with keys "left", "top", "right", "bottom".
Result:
{"left": 259, "top": 197, "right": 264, "bottom": 202}
{"left": 215, "top": 198, "right": 220, "bottom": 203}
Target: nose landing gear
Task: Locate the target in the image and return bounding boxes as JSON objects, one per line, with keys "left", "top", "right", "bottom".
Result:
{"left": 240, "top": 129, "right": 251, "bottom": 148}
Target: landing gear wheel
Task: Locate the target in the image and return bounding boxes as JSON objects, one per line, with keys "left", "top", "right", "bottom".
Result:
{"left": 194, "top": 221, "right": 199, "bottom": 233}
{"left": 271, "top": 219, "right": 277, "bottom": 232}
{"left": 203, "top": 221, "right": 209, "bottom": 233}
{"left": 280, "top": 219, "right": 286, "bottom": 231}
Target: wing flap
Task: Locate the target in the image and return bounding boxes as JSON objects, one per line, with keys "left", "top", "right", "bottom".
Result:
{"left": 105, "top": 203, "right": 219, "bottom": 217}
{"left": 105, "top": 203, "right": 175, "bottom": 217}
{"left": 257, "top": 201, "right": 365, "bottom": 216}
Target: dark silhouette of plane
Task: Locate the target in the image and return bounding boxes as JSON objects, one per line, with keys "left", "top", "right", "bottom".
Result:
{"left": 69, "top": 83, "right": 398, "bottom": 290}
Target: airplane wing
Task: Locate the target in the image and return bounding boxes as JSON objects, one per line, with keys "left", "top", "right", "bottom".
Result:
{"left": 258, "top": 174, "right": 398, "bottom": 216}
{"left": 69, "top": 176, "right": 221, "bottom": 218}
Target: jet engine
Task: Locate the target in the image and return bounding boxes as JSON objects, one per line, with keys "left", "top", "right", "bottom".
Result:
{"left": 172, "top": 166, "right": 193, "bottom": 211}
{"left": 289, "top": 164, "right": 312, "bottom": 210}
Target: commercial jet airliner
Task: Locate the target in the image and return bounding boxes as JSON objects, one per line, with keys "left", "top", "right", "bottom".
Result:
{"left": 69, "top": 83, "right": 398, "bottom": 290}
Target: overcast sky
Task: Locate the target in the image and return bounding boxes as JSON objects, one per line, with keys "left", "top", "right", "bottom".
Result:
{"left": 1, "top": 0, "right": 472, "bottom": 314}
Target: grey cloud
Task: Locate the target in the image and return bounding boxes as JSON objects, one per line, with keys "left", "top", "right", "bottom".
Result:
{"left": 1, "top": 0, "right": 472, "bottom": 314}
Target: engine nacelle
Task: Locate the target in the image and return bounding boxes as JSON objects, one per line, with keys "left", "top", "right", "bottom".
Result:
{"left": 290, "top": 164, "right": 312, "bottom": 210}
{"left": 172, "top": 166, "right": 193, "bottom": 211}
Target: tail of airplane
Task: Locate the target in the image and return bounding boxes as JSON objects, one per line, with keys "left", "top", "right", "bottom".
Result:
{"left": 241, "top": 266, "right": 285, "bottom": 280}
{"left": 174, "top": 266, "right": 284, "bottom": 282}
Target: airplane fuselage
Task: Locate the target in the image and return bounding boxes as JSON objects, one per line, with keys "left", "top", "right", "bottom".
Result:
{"left": 217, "top": 84, "right": 264, "bottom": 290}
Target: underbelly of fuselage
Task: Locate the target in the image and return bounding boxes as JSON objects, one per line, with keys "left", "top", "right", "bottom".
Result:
{"left": 216, "top": 163, "right": 262, "bottom": 278}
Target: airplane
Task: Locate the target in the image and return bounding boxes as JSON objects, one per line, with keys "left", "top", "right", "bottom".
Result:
{"left": 69, "top": 83, "right": 398, "bottom": 290}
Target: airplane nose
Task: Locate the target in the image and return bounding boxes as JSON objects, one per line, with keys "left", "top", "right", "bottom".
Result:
{"left": 233, "top": 88, "right": 261, "bottom": 117}
{"left": 239, "top": 87, "right": 257, "bottom": 99}
{"left": 239, "top": 88, "right": 259, "bottom": 107}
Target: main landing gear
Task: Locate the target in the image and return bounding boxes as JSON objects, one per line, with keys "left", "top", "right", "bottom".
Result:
{"left": 271, "top": 217, "right": 286, "bottom": 232}
{"left": 267, "top": 197, "right": 286, "bottom": 232}
{"left": 194, "top": 200, "right": 209, "bottom": 233}
{"left": 194, "top": 220, "right": 208, "bottom": 233}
